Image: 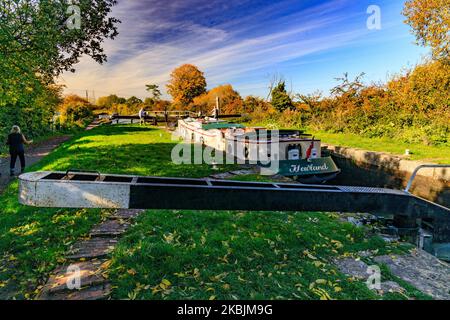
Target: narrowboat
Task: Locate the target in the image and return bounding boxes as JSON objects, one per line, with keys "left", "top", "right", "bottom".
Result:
{"left": 177, "top": 117, "right": 340, "bottom": 183}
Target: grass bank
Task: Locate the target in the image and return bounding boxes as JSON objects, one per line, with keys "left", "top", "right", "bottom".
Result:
{"left": 247, "top": 121, "right": 449, "bottom": 164}
{"left": 309, "top": 130, "right": 450, "bottom": 164}
{"left": 0, "top": 124, "right": 233, "bottom": 299}
{"left": 0, "top": 124, "right": 428, "bottom": 300}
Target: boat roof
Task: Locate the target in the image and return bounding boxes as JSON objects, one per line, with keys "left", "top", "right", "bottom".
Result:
{"left": 201, "top": 122, "right": 245, "bottom": 130}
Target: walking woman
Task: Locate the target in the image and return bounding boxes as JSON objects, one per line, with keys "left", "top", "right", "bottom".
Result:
{"left": 6, "top": 126, "right": 33, "bottom": 176}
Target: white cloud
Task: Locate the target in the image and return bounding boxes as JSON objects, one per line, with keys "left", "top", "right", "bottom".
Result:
{"left": 58, "top": 0, "right": 388, "bottom": 99}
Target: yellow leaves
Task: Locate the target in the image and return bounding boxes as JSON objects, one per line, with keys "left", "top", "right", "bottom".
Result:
{"left": 308, "top": 277, "right": 343, "bottom": 299}
{"left": 56, "top": 257, "right": 67, "bottom": 264}
{"left": 331, "top": 240, "right": 343, "bottom": 249}
{"left": 342, "top": 252, "right": 354, "bottom": 258}
{"left": 100, "top": 260, "right": 112, "bottom": 270}
{"left": 311, "top": 287, "right": 332, "bottom": 300}
{"left": 161, "top": 279, "right": 171, "bottom": 287}
{"left": 303, "top": 250, "right": 317, "bottom": 260}
{"left": 315, "top": 279, "right": 327, "bottom": 285}
{"left": 200, "top": 235, "right": 206, "bottom": 245}
{"left": 193, "top": 268, "right": 201, "bottom": 279}
{"left": 222, "top": 284, "right": 231, "bottom": 290}
{"left": 152, "top": 278, "right": 173, "bottom": 296}
{"left": 210, "top": 272, "right": 228, "bottom": 282}
{"left": 9, "top": 222, "right": 41, "bottom": 237}
{"left": 163, "top": 231, "right": 180, "bottom": 245}
{"left": 218, "top": 249, "right": 232, "bottom": 264}
{"left": 174, "top": 268, "right": 201, "bottom": 281}
{"left": 313, "top": 261, "right": 325, "bottom": 268}
{"left": 127, "top": 268, "right": 137, "bottom": 276}
{"left": 209, "top": 295, "right": 216, "bottom": 300}
{"left": 8, "top": 255, "right": 17, "bottom": 261}
{"left": 174, "top": 272, "right": 187, "bottom": 278}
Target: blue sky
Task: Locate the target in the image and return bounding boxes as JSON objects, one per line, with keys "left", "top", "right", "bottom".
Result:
{"left": 60, "top": 0, "right": 429, "bottom": 100}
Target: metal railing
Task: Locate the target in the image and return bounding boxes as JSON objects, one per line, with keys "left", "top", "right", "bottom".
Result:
{"left": 405, "top": 164, "right": 450, "bottom": 193}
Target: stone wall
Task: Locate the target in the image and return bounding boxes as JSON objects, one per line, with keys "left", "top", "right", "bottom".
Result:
{"left": 324, "top": 144, "right": 450, "bottom": 206}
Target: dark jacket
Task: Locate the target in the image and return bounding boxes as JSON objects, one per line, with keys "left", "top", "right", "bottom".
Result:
{"left": 7, "top": 133, "right": 25, "bottom": 153}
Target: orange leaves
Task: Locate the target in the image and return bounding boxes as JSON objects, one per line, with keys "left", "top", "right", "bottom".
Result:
{"left": 403, "top": 0, "right": 449, "bottom": 60}
{"left": 167, "top": 64, "right": 207, "bottom": 107}
{"left": 192, "top": 84, "right": 244, "bottom": 115}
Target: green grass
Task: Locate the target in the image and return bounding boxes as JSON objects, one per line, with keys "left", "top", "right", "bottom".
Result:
{"left": 245, "top": 121, "right": 449, "bottom": 164}
{"left": 0, "top": 124, "right": 428, "bottom": 300}
{"left": 108, "top": 210, "right": 419, "bottom": 300}
{"left": 0, "top": 125, "right": 234, "bottom": 299}
{"left": 309, "top": 130, "right": 450, "bottom": 164}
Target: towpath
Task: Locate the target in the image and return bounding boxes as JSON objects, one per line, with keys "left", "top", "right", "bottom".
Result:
{"left": 0, "top": 135, "right": 71, "bottom": 193}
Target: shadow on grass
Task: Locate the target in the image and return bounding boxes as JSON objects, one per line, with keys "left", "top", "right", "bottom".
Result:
{"left": 89, "top": 125, "right": 157, "bottom": 136}
{"left": 32, "top": 141, "right": 237, "bottom": 178}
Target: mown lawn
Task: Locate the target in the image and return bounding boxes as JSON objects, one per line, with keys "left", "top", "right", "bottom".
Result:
{"left": 109, "top": 209, "right": 428, "bottom": 300}
{"left": 244, "top": 121, "right": 449, "bottom": 164}
{"left": 309, "top": 130, "right": 450, "bottom": 164}
{"left": 0, "top": 124, "right": 429, "bottom": 300}
{"left": 0, "top": 125, "right": 234, "bottom": 299}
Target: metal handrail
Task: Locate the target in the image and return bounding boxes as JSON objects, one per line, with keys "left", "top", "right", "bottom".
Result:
{"left": 405, "top": 164, "right": 450, "bottom": 193}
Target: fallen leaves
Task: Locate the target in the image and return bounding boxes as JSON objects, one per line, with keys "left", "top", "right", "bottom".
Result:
{"left": 151, "top": 278, "right": 173, "bottom": 296}
{"left": 127, "top": 268, "right": 137, "bottom": 276}
{"left": 303, "top": 250, "right": 317, "bottom": 260}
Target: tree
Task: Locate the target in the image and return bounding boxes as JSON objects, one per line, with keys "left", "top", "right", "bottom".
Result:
{"left": 0, "top": 0, "right": 120, "bottom": 79}
{"left": 192, "top": 84, "right": 243, "bottom": 114}
{"left": 0, "top": 0, "right": 119, "bottom": 145}
{"left": 166, "top": 64, "right": 207, "bottom": 107}
{"left": 58, "top": 95, "right": 94, "bottom": 126}
{"left": 126, "top": 96, "right": 143, "bottom": 107}
{"left": 145, "top": 84, "right": 162, "bottom": 107}
{"left": 271, "top": 81, "right": 293, "bottom": 112}
{"left": 243, "top": 96, "right": 271, "bottom": 113}
{"left": 330, "top": 72, "right": 365, "bottom": 97}
{"left": 403, "top": 0, "right": 450, "bottom": 61}
{"left": 97, "top": 95, "right": 126, "bottom": 108}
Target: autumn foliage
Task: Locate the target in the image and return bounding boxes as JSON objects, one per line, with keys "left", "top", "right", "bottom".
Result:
{"left": 57, "top": 95, "right": 94, "bottom": 128}
{"left": 167, "top": 64, "right": 207, "bottom": 107}
{"left": 191, "top": 84, "right": 244, "bottom": 114}
{"left": 403, "top": 0, "right": 449, "bottom": 61}
{"left": 252, "top": 60, "right": 449, "bottom": 146}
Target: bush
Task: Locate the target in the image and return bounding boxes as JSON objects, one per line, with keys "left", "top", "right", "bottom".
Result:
{"left": 249, "top": 60, "right": 450, "bottom": 147}
{"left": 57, "top": 95, "right": 94, "bottom": 128}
